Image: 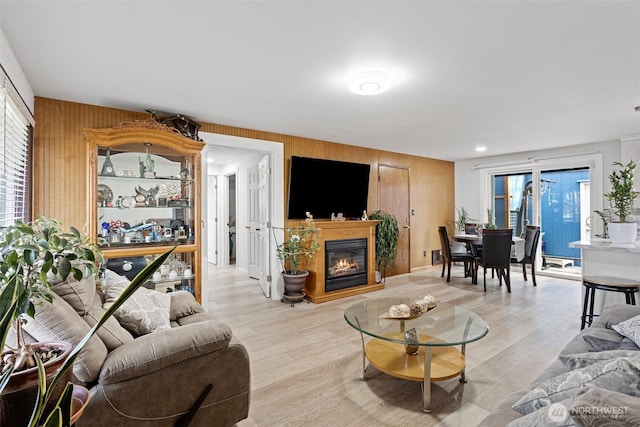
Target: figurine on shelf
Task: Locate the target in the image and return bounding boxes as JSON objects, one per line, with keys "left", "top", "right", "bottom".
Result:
{"left": 139, "top": 148, "right": 155, "bottom": 178}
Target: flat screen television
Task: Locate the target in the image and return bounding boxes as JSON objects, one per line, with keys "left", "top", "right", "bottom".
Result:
{"left": 287, "top": 156, "right": 371, "bottom": 220}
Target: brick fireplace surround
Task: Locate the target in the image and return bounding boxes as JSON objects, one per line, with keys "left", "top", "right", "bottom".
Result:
{"left": 304, "top": 220, "right": 383, "bottom": 303}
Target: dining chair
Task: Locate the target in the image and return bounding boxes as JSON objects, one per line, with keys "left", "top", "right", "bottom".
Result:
{"left": 521, "top": 225, "right": 541, "bottom": 286}
{"left": 438, "top": 226, "right": 474, "bottom": 282}
{"left": 474, "top": 228, "right": 514, "bottom": 292}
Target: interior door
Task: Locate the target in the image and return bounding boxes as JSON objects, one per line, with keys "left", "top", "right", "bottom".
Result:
{"left": 257, "top": 155, "right": 271, "bottom": 297}
{"left": 248, "top": 165, "right": 260, "bottom": 279}
{"left": 378, "top": 164, "right": 410, "bottom": 276}
{"left": 207, "top": 175, "right": 218, "bottom": 264}
{"left": 247, "top": 155, "right": 271, "bottom": 297}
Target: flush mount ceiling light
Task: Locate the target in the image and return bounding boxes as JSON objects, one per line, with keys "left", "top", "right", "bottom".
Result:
{"left": 349, "top": 71, "right": 390, "bottom": 95}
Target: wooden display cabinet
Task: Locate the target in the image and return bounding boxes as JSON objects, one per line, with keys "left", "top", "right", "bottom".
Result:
{"left": 85, "top": 121, "right": 205, "bottom": 302}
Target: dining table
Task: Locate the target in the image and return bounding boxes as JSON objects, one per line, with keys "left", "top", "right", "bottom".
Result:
{"left": 453, "top": 233, "right": 525, "bottom": 283}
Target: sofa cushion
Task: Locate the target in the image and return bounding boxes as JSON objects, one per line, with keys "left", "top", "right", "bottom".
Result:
{"left": 53, "top": 275, "right": 97, "bottom": 315}
{"left": 23, "top": 292, "right": 107, "bottom": 383}
{"left": 103, "top": 271, "right": 171, "bottom": 336}
{"left": 53, "top": 273, "right": 134, "bottom": 350}
{"left": 592, "top": 304, "right": 640, "bottom": 329}
{"left": 570, "top": 385, "right": 640, "bottom": 426}
{"left": 506, "top": 398, "right": 576, "bottom": 427}
{"left": 583, "top": 335, "right": 640, "bottom": 352}
{"left": 612, "top": 314, "right": 640, "bottom": 348}
{"left": 559, "top": 349, "right": 640, "bottom": 370}
{"left": 84, "top": 298, "right": 134, "bottom": 350}
{"left": 512, "top": 356, "right": 640, "bottom": 415}
{"left": 99, "top": 320, "right": 233, "bottom": 384}
{"left": 169, "top": 290, "right": 204, "bottom": 321}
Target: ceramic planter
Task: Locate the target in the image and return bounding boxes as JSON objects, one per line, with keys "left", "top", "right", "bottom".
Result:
{"left": 0, "top": 341, "right": 72, "bottom": 426}
{"left": 282, "top": 270, "right": 309, "bottom": 297}
{"left": 608, "top": 222, "right": 638, "bottom": 244}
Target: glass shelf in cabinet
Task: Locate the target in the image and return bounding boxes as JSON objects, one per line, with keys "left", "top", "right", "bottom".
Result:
{"left": 98, "top": 175, "right": 194, "bottom": 183}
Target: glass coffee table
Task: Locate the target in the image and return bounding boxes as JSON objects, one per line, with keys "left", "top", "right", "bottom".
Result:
{"left": 344, "top": 298, "right": 489, "bottom": 412}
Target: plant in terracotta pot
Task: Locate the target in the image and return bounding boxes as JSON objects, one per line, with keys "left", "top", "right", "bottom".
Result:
{"left": 0, "top": 217, "right": 102, "bottom": 425}
{"left": 604, "top": 160, "right": 638, "bottom": 243}
{"left": 0, "top": 217, "right": 174, "bottom": 426}
{"left": 276, "top": 214, "right": 320, "bottom": 300}
{"left": 368, "top": 210, "right": 399, "bottom": 282}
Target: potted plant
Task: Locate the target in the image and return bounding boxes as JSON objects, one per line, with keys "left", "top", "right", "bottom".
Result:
{"left": 454, "top": 207, "right": 471, "bottom": 233}
{"left": 0, "top": 216, "right": 174, "bottom": 426}
{"left": 368, "top": 210, "right": 399, "bottom": 282}
{"left": 486, "top": 209, "right": 496, "bottom": 230}
{"left": 276, "top": 215, "right": 320, "bottom": 300}
{"left": 604, "top": 160, "right": 638, "bottom": 244}
{"left": 0, "top": 216, "right": 103, "bottom": 425}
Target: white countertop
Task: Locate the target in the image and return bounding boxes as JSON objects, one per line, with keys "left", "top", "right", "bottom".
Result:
{"left": 569, "top": 238, "right": 640, "bottom": 253}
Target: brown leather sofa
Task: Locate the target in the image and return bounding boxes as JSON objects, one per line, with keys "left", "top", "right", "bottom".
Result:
{"left": 22, "top": 272, "right": 250, "bottom": 427}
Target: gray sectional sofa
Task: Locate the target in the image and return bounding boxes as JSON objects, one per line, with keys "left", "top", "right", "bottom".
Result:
{"left": 479, "top": 304, "right": 640, "bottom": 426}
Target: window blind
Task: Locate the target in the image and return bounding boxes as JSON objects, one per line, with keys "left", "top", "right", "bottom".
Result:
{"left": 0, "top": 82, "right": 32, "bottom": 226}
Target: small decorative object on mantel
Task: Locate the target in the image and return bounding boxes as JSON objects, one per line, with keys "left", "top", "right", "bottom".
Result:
{"left": 331, "top": 212, "right": 345, "bottom": 221}
{"left": 361, "top": 210, "right": 368, "bottom": 220}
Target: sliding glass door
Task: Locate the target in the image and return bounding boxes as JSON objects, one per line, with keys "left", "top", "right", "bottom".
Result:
{"left": 492, "top": 167, "right": 590, "bottom": 277}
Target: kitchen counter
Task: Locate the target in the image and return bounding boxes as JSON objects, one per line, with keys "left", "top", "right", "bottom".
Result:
{"left": 569, "top": 237, "right": 640, "bottom": 253}
{"left": 569, "top": 237, "right": 640, "bottom": 314}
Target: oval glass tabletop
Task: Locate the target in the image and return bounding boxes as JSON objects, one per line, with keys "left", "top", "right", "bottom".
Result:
{"left": 344, "top": 298, "right": 489, "bottom": 346}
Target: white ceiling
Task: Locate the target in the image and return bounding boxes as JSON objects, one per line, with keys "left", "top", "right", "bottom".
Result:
{"left": 1, "top": 0, "right": 639, "bottom": 162}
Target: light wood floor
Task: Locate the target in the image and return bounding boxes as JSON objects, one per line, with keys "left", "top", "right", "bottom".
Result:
{"left": 205, "top": 263, "right": 582, "bottom": 427}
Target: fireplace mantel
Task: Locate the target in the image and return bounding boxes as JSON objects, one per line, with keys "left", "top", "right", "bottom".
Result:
{"left": 305, "top": 220, "right": 383, "bottom": 303}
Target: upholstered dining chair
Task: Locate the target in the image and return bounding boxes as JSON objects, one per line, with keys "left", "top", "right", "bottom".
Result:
{"left": 521, "top": 225, "right": 541, "bottom": 286}
{"left": 438, "top": 226, "right": 474, "bottom": 282}
{"left": 474, "top": 228, "right": 514, "bottom": 292}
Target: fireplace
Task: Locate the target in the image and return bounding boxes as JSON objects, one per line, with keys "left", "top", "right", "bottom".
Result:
{"left": 325, "top": 238, "right": 368, "bottom": 292}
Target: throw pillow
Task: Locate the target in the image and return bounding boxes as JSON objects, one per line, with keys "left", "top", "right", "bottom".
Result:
{"left": 582, "top": 335, "right": 640, "bottom": 352}
{"left": 612, "top": 315, "right": 640, "bottom": 348}
{"left": 511, "top": 356, "right": 640, "bottom": 415}
{"left": 570, "top": 385, "right": 640, "bottom": 426}
{"left": 559, "top": 350, "right": 640, "bottom": 370}
{"left": 506, "top": 398, "right": 576, "bottom": 427}
{"left": 103, "top": 271, "right": 171, "bottom": 336}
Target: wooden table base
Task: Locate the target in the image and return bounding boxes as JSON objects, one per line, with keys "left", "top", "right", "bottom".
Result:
{"left": 362, "top": 334, "right": 466, "bottom": 412}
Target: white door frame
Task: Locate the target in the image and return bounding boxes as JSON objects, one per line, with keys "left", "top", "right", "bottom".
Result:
{"left": 199, "top": 132, "right": 285, "bottom": 301}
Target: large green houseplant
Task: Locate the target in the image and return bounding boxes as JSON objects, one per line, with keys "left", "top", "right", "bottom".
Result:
{"left": 0, "top": 218, "right": 102, "bottom": 375}
{"left": 604, "top": 160, "right": 638, "bottom": 243}
{"left": 368, "top": 210, "right": 399, "bottom": 282}
{"left": 0, "top": 216, "right": 174, "bottom": 426}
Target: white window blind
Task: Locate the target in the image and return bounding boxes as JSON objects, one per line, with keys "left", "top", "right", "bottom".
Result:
{"left": 0, "top": 83, "right": 31, "bottom": 226}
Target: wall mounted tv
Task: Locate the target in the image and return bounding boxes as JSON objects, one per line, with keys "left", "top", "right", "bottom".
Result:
{"left": 287, "top": 156, "right": 371, "bottom": 220}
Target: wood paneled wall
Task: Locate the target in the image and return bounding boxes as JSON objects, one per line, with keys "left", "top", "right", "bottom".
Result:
{"left": 33, "top": 97, "right": 454, "bottom": 271}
